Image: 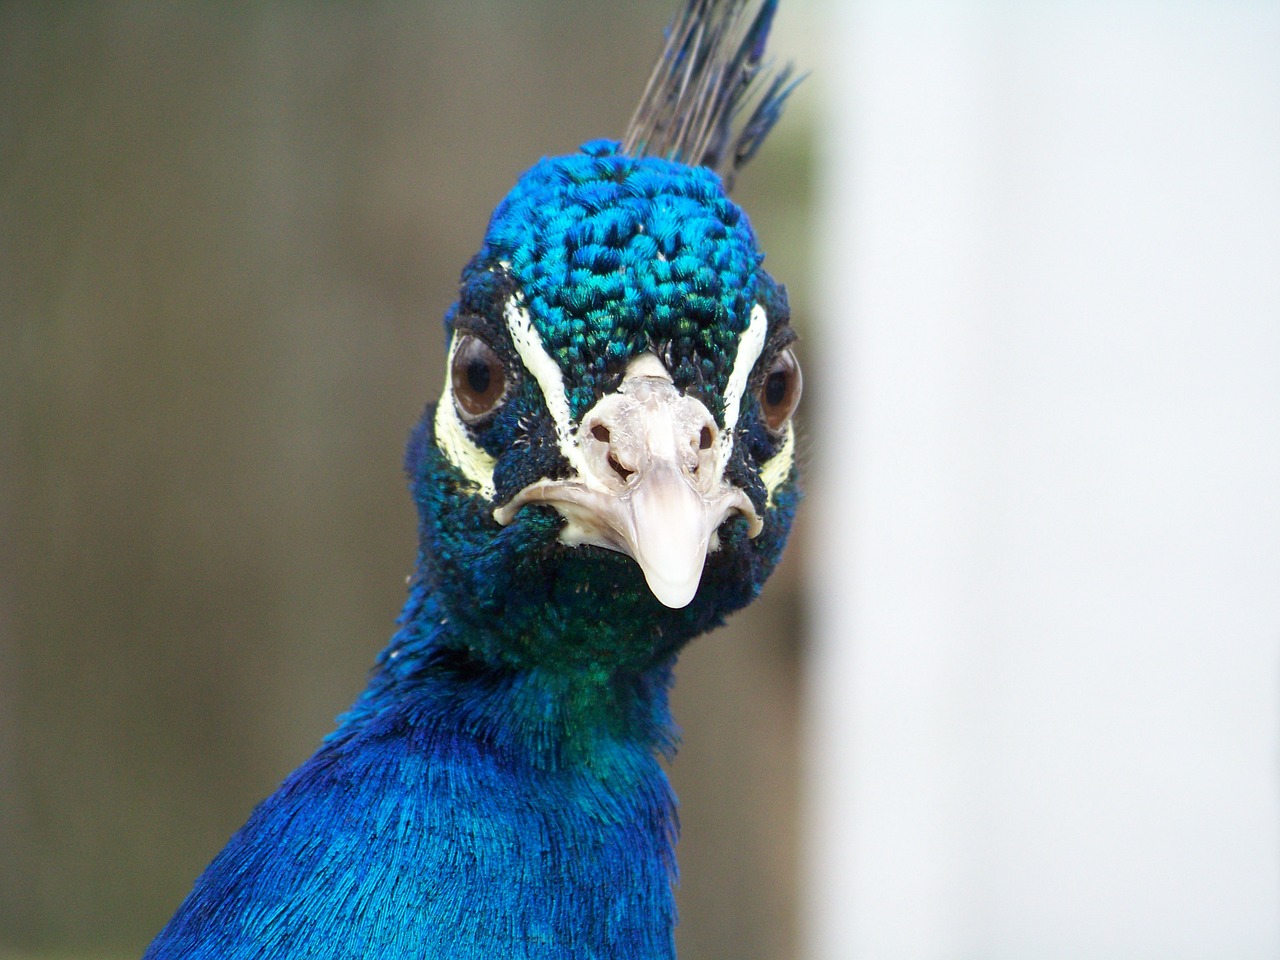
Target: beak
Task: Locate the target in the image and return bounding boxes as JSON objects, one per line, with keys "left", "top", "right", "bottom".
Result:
{"left": 493, "top": 364, "right": 762, "bottom": 608}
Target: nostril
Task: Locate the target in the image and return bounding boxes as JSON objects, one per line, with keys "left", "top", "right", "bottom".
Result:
{"left": 607, "top": 453, "right": 635, "bottom": 483}
{"left": 592, "top": 424, "right": 611, "bottom": 443}
{"left": 699, "top": 425, "right": 714, "bottom": 450}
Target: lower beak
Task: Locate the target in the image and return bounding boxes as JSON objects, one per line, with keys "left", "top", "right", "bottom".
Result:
{"left": 623, "top": 459, "right": 730, "bottom": 608}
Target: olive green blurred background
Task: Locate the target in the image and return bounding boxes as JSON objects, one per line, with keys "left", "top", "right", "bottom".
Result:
{"left": 0, "top": 3, "right": 815, "bottom": 958}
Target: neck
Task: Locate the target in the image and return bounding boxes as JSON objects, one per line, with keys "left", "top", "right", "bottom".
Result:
{"left": 328, "top": 577, "right": 682, "bottom": 957}
{"left": 153, "top": 571, "right": 683, "bottom": 958}
{"left": 336, "top": 577, "right": 681, "bottom": 769}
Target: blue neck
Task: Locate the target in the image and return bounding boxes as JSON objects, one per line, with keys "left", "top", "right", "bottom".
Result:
{"left": 321, "top": 579, "right": 683, "bottom": 957}
{"left": 146, "top": 576, "right": 682, "bottom": 959}
{"left": 337, "top": 578, "right": 682, "bottom": 767}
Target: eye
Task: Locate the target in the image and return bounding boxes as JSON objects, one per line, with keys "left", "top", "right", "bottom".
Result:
{"left": 451, "top": 334, "right": 508, "bottom": 422}
{"left": 758, "top": 347, "right": 802, "bottom": 433}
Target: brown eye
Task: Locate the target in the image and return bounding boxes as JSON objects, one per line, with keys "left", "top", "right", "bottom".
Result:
{"left": 451, "top": 334, "right": 508, "bottom": 422}
{"left": 759, "top": 348, "right": 802, "bottom": 433}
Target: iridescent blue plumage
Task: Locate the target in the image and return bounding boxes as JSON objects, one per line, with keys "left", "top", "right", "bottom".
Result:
{"left": 145, "top": 2, "right": 801, "bottom": 957}
{"left": 144, "top": 589, "right": 683, "bottom": 958}
{"left": 483, "top": 142, "right": 760, "bottom": 421}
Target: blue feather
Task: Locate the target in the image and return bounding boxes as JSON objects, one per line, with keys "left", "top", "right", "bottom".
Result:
{"left": 622, "top": 0, "right": 801, "bottom": 184}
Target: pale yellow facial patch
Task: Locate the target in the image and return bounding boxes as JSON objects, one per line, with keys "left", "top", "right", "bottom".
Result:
{"left": 433, "top": 334, "right": 498, "bottom": 500}
{"left": 759, "top": 421, "right": 795, "bottom": 508}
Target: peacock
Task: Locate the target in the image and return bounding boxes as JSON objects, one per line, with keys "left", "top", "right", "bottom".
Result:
{"left": 144, "top": 1, "right": 802, "bottom": 956}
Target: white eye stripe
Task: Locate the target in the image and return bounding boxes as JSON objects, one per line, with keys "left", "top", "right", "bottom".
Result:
{"left": 502, "top": 294, "right": 589, "bottom": 475}
{"left": 505, "top": 295, "right": 769, "bottom": 463}
{"left": 718, "top": 303, "right": 769, "bottom": 464}
{"left": 434, "top": 335, "right": 498, "bottom": 500}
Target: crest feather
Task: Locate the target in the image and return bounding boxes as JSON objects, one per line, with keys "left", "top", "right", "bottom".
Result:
{"left": 622, "top": 0, "right": 802, "bottom": 188}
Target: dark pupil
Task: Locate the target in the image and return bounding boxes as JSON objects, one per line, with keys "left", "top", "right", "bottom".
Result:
{"left": 765, "top": 370, "right": 788, "bottom": 408}
{"left": 466, "top": 357, "right": 491, "bottom": 395}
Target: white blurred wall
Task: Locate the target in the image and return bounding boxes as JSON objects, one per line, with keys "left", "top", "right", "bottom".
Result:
{"left": 806, "top": 2, "right": 1280, "bottom": 958}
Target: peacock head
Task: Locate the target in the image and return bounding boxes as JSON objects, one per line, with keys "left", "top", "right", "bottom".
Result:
{"left": 405, "top": 0, "right": 802, "bottom": 672}
{"left": 406, "top": 141, "right": 799, "bottom": 671}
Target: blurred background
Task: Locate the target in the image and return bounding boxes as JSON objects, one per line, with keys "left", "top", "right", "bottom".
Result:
{"left": 4, "top": 2, "right": 1280, "bottom": 960}
{"left": 806, "top": 3, "right": 1280, "bottom": 959}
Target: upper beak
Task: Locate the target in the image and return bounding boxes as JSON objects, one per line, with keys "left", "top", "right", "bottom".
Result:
{"left": 492, "top": 366, "right": 762, "bottom": 608}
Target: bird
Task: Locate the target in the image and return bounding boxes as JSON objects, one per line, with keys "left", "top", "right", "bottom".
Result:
{"left": 143, "top": 1, "right": 802, "bottom": 957}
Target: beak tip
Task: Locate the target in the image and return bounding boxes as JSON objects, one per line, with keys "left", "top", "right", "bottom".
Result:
{"left": 632, "top": 529, "right": 709, "bottom": 610}
{"left": 643, "top": 572, "right": 701, "bottom": 609}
